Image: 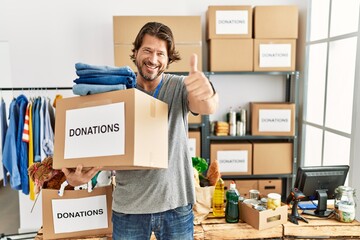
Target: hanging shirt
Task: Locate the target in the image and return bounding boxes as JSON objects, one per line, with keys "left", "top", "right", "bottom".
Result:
{"left": 1, "top": 98, "right": 8, "bottom": 186}
{"left": 40, "top": 96, "right": 46, "bottom": 161}
{"left": 2, "top": 98, "right": 21, "bottom": 190}
{"left": 32, "top": 97, "right": 41, "bottom": 162}
{"left": 42, "top": 97, "right": 54, "bottom": 156}
{"left": 16, "top": 94, "right": 29, "bottom": 194}
{"left": 28, "top": 102, "right": 35, "bottom": 200}
{"left": 0, "top": 98, "right": 8, "bottom": 149}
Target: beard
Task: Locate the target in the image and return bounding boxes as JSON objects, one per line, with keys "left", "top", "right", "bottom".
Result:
{"left": 136, "top": 59, "right": 166, "bottom": 81}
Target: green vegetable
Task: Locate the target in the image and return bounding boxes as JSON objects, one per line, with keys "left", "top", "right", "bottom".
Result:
{"left": 192, "top": 156, "right": 208, "bottom": 174}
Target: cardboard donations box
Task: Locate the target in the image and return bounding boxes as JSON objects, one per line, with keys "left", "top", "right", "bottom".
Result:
{"left": 42, "top": 186, "right": 113, "bottom": 239}
{"left": 53, "top": 89, "right": 168, "bottom": 170}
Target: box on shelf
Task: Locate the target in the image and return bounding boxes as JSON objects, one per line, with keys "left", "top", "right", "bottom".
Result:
{"left": 254, "top": 5, "right": 298, "bottom": 39}
{"left": 253, "top": 142, "right": 293, "bottom": 175}
{"left": 210, "top": 143, "right": 252, "bottom": 175}
{"left": 240, "top": 201, "right": 288, "bottom": 230}
{"left": 253, "top": 39, "right": 296, "bottom": 72}
{"left": 258, "top": 179, "right": 282, "bottom": 196}
{"left": 113, "top": 16, "right": 202, "bottom": 72}
{"left": 207, "top": 5, "right": 253, "bottom": 39}
{"left": 53, "top": 89, "right": 168, "bottom": 170}
{"left": 188, "top": 130, "right": 201, "bottom": 157}
{"left": 250, "top": 102, "right": 295, "bottom": 136}
{"left": 42, "top": 186, "right": 113, "bottom": 239}
{"left": 209, "top": 38, "right": 253, "bottom": 71}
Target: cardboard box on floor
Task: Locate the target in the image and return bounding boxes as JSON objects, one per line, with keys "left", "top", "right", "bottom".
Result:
{"left": 240, "top": 202, "right": 288, "bottom": 230}
{"left": 53, "top": 89, "right": 168, "bottom": 170}
{"left": 42, "top": 186, "right": 113, "bottom": 239}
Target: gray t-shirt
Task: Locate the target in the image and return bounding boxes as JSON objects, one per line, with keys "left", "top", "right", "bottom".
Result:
{"left": 112, "top": 73, "right": 196, "bottom": 214}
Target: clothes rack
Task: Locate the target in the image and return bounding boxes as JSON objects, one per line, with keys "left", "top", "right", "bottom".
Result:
{"left": 0, "top": 87, "right": 72, "bottom": 91}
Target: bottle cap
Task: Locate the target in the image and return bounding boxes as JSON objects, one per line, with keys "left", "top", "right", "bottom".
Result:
{"left": 230, "top": 181, "right": 236, "bottom": 190}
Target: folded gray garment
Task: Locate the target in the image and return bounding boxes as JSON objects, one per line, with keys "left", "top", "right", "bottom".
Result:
{"left": 72, "top": 83, "right": 126, "bottom": 96}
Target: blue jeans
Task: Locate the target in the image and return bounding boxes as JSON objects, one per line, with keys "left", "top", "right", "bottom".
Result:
{"left": 112, "top": 204, "right": 194, "bottom": 240}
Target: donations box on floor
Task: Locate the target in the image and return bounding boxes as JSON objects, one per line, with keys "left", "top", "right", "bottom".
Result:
{"left": 53, "top": 88, "right": 168, "bottom": 170}
{"left": 42, "top": 186, "right": 113, "bottom": 239}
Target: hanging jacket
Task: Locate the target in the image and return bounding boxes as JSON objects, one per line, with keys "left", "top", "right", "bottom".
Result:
{"left": 2, "top": 98, "right": 21, "bottom": 190}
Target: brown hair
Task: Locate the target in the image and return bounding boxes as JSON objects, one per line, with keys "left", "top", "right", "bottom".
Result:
{"left": 130, "top": 22, "right": 181, "bottom": 66}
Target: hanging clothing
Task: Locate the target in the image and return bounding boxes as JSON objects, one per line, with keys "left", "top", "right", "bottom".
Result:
{"left": 27, "top": 102, "right": 35, "bottom": 200}
{"left": 1, "top": 98, "right": 8, "bottom": 186}
{"left": 2, "top": 98, "right": 21, "bottom": 190}
{"left": 15, "top": 94, "right": 29, "bottom": 194}
{"left": 42, "top": 97, "right": 54, "bottom": 157}
{"left": 39, "top": 96, "right": 46, "bottom": 161}
{"left": 32, "top": 97, "right": 41, "bottom": 162}
{"left": 0, "top": 98, "right": 8, "bottom": 149}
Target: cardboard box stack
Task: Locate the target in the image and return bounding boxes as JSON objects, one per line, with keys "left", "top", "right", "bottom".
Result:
{"left": 207, "top": 6, "right": 253, "bottom": 71}
{"left": 113, "top": 16, "right": 202, "bottom": 73}
{"left": 253, "top": 5, "right": 298, "bottom": 71}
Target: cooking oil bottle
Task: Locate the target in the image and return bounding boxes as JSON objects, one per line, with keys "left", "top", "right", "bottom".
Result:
{"left": 212, "top": 177, "right": 225, "bottom": 216}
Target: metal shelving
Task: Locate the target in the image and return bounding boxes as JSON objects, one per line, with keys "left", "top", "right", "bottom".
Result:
{"left": 193, "top": 71, "right": 300, "bottom": 200}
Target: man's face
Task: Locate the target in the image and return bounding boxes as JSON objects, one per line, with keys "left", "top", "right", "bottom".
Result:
{"left": 135, "top": 34, "right": 168, "bottom": 81}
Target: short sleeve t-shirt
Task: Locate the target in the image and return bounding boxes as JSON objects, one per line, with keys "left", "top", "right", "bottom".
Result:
{"left": 112, "top": 73, "right": 196, "bottom": 214}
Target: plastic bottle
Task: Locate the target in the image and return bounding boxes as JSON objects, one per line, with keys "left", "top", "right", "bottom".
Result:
{"left": 212, "top": 178, "right": 225, "bottom": 217}
{"left": 225, "top": 181, "right": 240, "bottom": 223}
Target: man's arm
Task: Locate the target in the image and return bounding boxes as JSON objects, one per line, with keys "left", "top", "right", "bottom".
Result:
{"left": 184, "top": 54, "right": 219, "bottom": 115}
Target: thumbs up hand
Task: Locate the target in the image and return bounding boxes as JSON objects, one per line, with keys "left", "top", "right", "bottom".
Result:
{"left": 184, "top": 54, "right": 214, "bottom": 102}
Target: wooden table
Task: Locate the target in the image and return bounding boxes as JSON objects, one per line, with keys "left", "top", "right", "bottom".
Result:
{"left": 194, "top": 214, "right": 360, "bottom": 240}
{"left": 34, "top": 214, "right": 360, "bottom": 240}
{"left": 283, "top": 214, "right": 360, "bottom": 239}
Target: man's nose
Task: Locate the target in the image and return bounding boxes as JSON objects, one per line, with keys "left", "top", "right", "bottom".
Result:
{"left": 148, "top": 53, "right": 158, "bottom": 63}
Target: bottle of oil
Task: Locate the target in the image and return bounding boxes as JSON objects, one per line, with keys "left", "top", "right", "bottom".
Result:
{"left": 212, "top": 177, "right": 225, "bottom": 216}
{"left": 225, "top": 181, "right": 240, "bottom": 223}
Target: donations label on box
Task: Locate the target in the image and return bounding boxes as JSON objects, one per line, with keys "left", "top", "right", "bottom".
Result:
{"left": 52, "top": 195, "right": 109, "bottom": 234}
{"left": 258, "top": 109, "right": 291, "bottom": 132}
{"left": 217, "top": 150, "right": 249, "bottom": 173}
{"left": 64, "top": 102, "right": 125, "bottom": 159}
{"left": 216, "top": 10, "right": 249, "bottom": 35}
{"left": 259, "top": 44, "right": 292, "bottom": 68}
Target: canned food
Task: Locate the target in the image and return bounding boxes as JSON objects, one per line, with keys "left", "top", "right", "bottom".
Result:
{"left": 267, "top": 193, "right": 281, "bottom": 210}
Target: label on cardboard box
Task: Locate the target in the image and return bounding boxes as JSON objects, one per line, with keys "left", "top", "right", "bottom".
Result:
{"left": 258, "top": 109, "right": 291, "bottom": 132}
{"left": 216, "top": 10, "right": 249, "bottom": 35}
{"left": 217, "top": 150, "right": 248, "bottom": 173}
{"left": 64, "top": 102, "right": 125, "bottom": 159}
{"left": 52, "top": 195, "right": 109, "bottom": 233}
{"left": 259, "top": 44, "right": 291, "bottom": 67}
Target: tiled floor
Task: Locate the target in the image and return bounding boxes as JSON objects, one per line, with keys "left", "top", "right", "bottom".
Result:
{"left": 0, "top": 182, "right": 20, "bottom": 235}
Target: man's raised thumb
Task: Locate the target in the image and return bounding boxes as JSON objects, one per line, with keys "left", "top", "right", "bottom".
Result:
{"left": 189, "top": 53, "right": 198, "bottom": 74}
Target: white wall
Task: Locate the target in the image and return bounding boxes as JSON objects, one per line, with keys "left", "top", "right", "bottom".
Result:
{"left": 0, "top": 0, "right": 306, "bottom": 233}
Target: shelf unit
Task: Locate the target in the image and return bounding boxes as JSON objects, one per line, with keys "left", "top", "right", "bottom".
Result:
{"left": 189, "top": 71, "right": 300, "bottom": 200}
